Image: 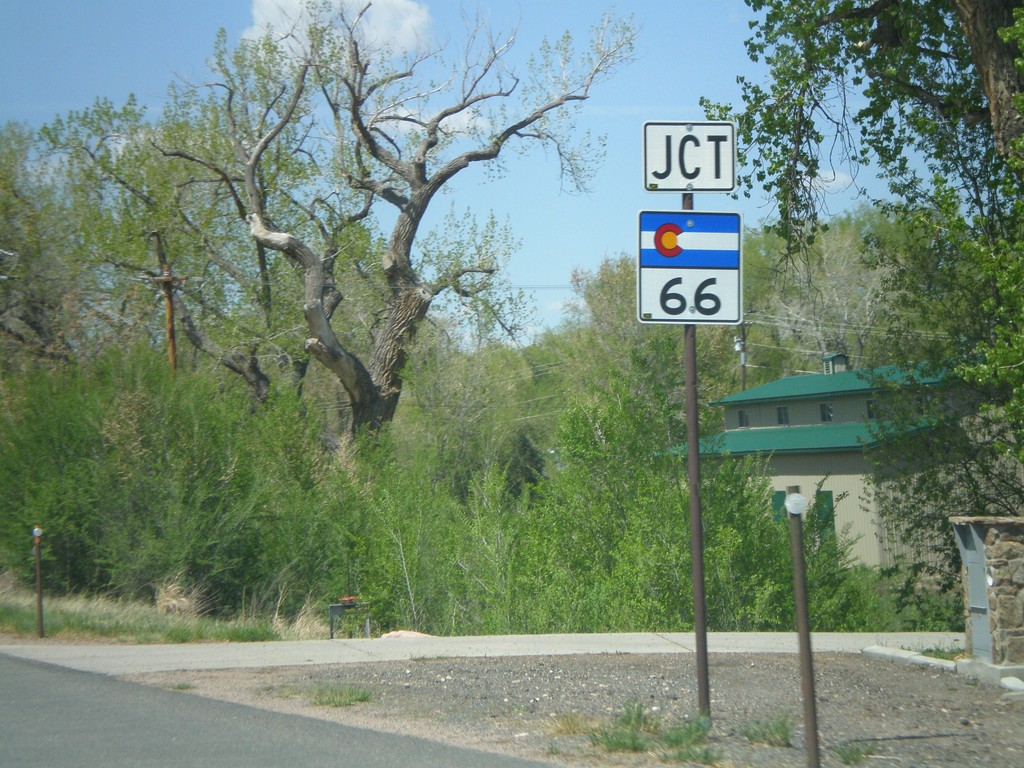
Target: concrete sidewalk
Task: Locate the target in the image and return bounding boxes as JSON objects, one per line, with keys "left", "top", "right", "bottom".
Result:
{"left": 0, "top": 631, "right": 964, "bottom": 675}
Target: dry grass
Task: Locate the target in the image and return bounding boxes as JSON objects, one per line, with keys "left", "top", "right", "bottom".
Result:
{"left": 550, "top": 712, "right": 601, "bottom": 736}
{"left": 155, "top": 574, "right": 209, "bottom": 617}
{"left": 273, "top": 597, "right": 329, "bottom": 640}
{"left": 0, "top": 571, "right": 333, "bottom": 643}
{"left": 0, "top": 574, "right": 279, "bottom": 643}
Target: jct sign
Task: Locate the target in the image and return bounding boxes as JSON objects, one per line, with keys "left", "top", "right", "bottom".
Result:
{"left": 637, "top": 210, "right": 742, "bottom": 325}
{"left": 643, "top": 121, "right": 736, "bottom": 192}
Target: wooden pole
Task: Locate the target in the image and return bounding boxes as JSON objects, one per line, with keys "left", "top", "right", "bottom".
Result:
{"left": 149, "top": 232, "right": 185, "bottom": 373}
{"left": 159, "top": 265, "right": 177, "bottom": 372}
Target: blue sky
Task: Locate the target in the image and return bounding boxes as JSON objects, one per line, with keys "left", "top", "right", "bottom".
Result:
{"left": 0, "top": 1, "right": 857, "bottom": 331}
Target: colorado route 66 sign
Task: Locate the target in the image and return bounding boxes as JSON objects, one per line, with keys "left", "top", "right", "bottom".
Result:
{"left": 637, "top": 210, "right": 742, "bottom": 325}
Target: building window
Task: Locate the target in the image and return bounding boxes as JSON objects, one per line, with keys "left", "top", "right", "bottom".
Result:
{"left": 776, "top": 406, "right": 789, "bottom": 425}
{"left": 866, "top": 399, "right": 876, "bottom": 420}
{"left": 819, "top": 402, "right": 834, "bottom": 422}
{"left": 738, "top": 409, "right": 750, "bottom": 428}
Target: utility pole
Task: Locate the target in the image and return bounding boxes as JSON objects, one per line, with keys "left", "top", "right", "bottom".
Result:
{"left": 734, "top": 321, "right": 748, "bottom": 391}
{"left": 149, "top": 232, "right": 188, "bottom": 372}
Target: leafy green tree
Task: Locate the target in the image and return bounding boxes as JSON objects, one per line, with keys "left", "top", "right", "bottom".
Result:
{"left": 710, "top": 3, "right": 1024, "bottom": 586}
{"left": 0, "top": 123, "right": 84, "bottom": 368}
{"left": 398, "top": 331, "right": 547, "bottom": 501}
{"left": 713, "top": 1, "right": 1020, "bottom": 246}
{"left": 742, "top": 206, "right": 904, "bottom": 376}
{"left": 507, "top": 380, "right": 883, "bottom": 633}
{"left": 0, "top": 345, "right": 343, "bottom": 614}
{"left": 501, "top": 256, "right": 884, "bottom": 632}
{"left": 551, "top": 255, "right": 740, "bottom": 439}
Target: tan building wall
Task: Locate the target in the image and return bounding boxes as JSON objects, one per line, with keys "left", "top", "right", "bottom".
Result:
{"left": 766, "top": 452, "right": 890, "bottom": 567}
{"left": 728, "top": 394, "right": 875, "bottom": 430}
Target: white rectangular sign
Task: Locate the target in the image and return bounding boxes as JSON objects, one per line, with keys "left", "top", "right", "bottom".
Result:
{"left": 637, "top": 210, "right": 742, "bottom": 325}
{"left": 643, "top": 121, "right": 736, "bottom": 192}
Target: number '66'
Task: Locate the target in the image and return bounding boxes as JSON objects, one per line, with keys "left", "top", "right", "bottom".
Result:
{"left": 659, "top": 277, "right": 722, "bottom": 316}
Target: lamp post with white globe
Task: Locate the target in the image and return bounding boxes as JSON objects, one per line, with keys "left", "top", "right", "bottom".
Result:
{"left": 785, "top": 489, "right": 819, "bottom": 768}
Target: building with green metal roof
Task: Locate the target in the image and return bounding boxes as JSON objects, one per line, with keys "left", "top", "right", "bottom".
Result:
{"left": 706, "top": 355, "right": 924, "bottom": 567}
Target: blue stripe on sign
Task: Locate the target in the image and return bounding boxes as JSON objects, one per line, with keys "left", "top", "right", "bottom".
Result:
{"left": 642, "top": 211, "right": 739, "bottom": 233}
{"left": 639, "top": 211, "right": 740, "bottom": 269}
{"left": 640, "top": 249, "right": 739, "bottom": 269}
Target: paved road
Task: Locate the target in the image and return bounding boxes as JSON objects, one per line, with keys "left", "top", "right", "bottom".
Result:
{"left": 0, "top": 654, "right": 550, "bottom": 768}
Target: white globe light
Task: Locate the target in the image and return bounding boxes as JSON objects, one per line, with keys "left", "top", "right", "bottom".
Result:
{"left": 784, "top": 493, "right": 808, "bottom": 517}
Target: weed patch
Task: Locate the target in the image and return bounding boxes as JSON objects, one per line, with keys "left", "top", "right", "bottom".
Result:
{"left": 309, "top": 683, "right": 372, "bottom": 707}
{"left": 832, "top": 741, "right": 877, "bottom": 765}
{"left": 585, "top": 702, "right": 719, "bottom": 763}
{"left": 550, "top": 712, "right": 598, "bottom": 736}
{"left": 917, "top": 645, "right": 963, "bottom": 661}
{"left": 741, "top": 715, "right": 795, "bottom": 747}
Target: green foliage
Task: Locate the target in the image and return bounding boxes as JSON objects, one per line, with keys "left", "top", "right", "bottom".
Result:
{"left": 741, "top": 208, "right": 908, "bottom": 376}
{"left": 511, "top": 386, "right": 692, "bottom": 632}
{"left": 589, "top": 726, "right": 651, "bottom": 753}
{"left": 590, "top": 700, "right": 659, "bottom": 752}
{"left": 832, "top": 741, "right": 877, "bottom": 766}
{"left": 0, "top": 345, "right": 341, "bottom": 615}
{"left": 876, "top": 565, "right": 964, "bottom": 632}
{"left": 724, "top": 1, "right": 1024, "bottom": 587}
{"left": 590, "top": 704, "right": 718, "bottom": 763}
{"left": 722, "top": 1, "right": 992, "bottom": 246}
{"left": 662, "top": 716, "right": 712, "bottom": 748}
{"left": 0, "top": 247, "right": 918, "bottom": 636}
{"left": 0, "top": 122, "right": 84, "bottom": 370}
{"left": 309, "top": 683, "right": 372, "bottom": 707}
{"left": 337, "top": 445, "right": 462, "bottom": 632}
{"left": 864, "top": 191, "right": 1024, "bottom": 575}
{"left": 741, "top": 715, "right": 795, "bottom": 747}
{"left": 702, "top": 458, "right": 791, "bottom": 630}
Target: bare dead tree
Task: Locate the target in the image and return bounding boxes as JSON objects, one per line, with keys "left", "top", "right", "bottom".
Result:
{"left": 230, "top": 5, "right": 636, "bottom": 435}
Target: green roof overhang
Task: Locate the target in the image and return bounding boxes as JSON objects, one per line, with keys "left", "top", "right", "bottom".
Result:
{"left": 711, "top": 365, "right": 940, "bottom": 407}
{"left": 701, "top": 422, "right": 878, "bottom": 456}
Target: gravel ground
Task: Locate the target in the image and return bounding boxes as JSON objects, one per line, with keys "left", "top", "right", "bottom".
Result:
{"left": 127, "top": 651, "right": 1024, "bottom": 767}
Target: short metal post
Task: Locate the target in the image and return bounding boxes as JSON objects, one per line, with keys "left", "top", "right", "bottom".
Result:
{"left": 785, "top": 490, "right": 819, "bottom": 768}
{"left": 32, "top": 526, "right": 44, "bottom": 638}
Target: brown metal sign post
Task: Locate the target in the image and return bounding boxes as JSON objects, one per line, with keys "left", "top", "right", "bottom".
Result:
{"left": 682, "top": 192, "right": 711, "bottom": 718}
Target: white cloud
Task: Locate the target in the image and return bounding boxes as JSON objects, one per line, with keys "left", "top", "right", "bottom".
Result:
{"left": 439, "top": 106, "right": 491, "bottom": 135}
{"left": 812, "top": 169, "right": 856, "bottom": 194}
{"left": 244, "top": 0, "right": 433, "bottom": 54}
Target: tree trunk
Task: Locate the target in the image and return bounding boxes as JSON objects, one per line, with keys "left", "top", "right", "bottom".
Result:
{"left": 951, "top": 0, "right": 1024, "bottom": 162}
{"left": 352, "top": 284, "right": 433, "bottom": 432}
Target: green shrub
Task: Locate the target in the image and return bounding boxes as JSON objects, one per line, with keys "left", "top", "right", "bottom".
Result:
{"left": 741, "top": 715, "right": 795, "bottom": 747}
{"left": 309, "top": 684, "right": 372, "bottom": 707}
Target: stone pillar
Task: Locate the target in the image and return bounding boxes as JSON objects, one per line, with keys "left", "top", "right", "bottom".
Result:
{"left": 951, "top": 517, "right": 1024, "bottom": 666}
